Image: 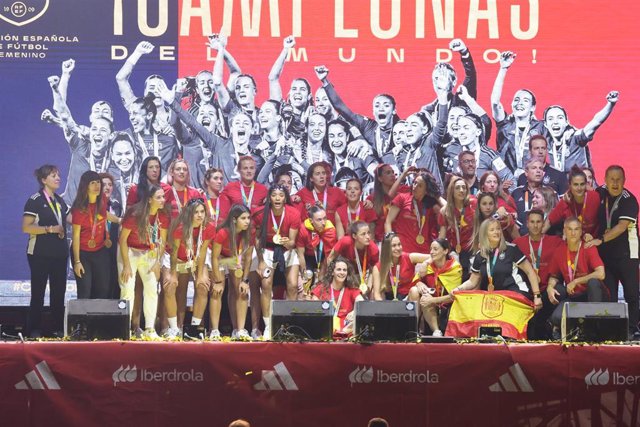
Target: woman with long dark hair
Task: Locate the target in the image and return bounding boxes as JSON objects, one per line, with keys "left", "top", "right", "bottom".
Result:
{"left": 296, "top": 161, "right": 347, "bottom": 225}
{"left": 372, "top": 232, "right": 430, "bottom": 301}
{"left": 545, "top": 166, "right": 601, "bottom": 237}
{"left": 162, "top": 198, "right": 215, "bottom": 338}
{"left": 71, "top": 171, "right": 121, "bottom": 299}
{"left": 367, "top": 163, "right": 408, "bottom": 242}
{"left": 253, "top": 185, "right": 301, "bottom": 338}
{"left": 119, "top": 184, "right": 169, "bottom": 339}
{"left": 335, "top": 178, "right": 377, "bottom": 239}
{"left": 107, "top": 132, "right": 141, "bottom": 210}
{"left": 472, "top": 192, "right": 519, "bottom": 250}
{"left": 22, "top": 165, "right": 70, "bottom": 338}
{"left": 438, "top": 176, "right": 476, "bottom": 278}
{"left": 409, "top": 238, "right": 462, "bottom": 336}
{"left": 126, "top": 155, "right": 170, "bottom": 207}
{"left": 206, "top": 204, "right": 253, "bottom": 339}
{"left": 311, "top": 256, "right": 364, "bottom": 337}
{"left": 385, "top": 172, "right": 441, "bottom": 253}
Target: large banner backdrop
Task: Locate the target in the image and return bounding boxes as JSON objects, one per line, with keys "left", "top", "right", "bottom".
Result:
{"left": 1, "top": 0, "right": 639, "bottom": 281}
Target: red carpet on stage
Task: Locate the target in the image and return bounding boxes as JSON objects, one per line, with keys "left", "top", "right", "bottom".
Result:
{"left": 1, "top": 341, "right": 640, "bottom": 426}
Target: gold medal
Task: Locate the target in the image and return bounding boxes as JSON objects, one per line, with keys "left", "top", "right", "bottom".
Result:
{"left": 416, "top": 235, "right": 425, "bottom": 245}
{"left": 272, "top": 234, "right": 282, "bottom": 245}
{"left": 104, "top": 239, "right": 112, "bottom": 248}
{"left": 88, "top": 239, "right": 96, "bottom": 249}
{"left": 359, "top": 283, "right": 369, "bottom": 295}
{"left": 456, "top": 244, "right": 462, "bottom": 253}
{"left": 234, "top": 268, "right": 244, "bottom": 278}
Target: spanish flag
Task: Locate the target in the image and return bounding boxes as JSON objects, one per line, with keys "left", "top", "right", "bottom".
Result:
{"left": 445, "top": 291, "right": 534, "bottom": 340}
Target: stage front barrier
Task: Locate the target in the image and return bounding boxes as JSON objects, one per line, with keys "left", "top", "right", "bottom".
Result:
{"left": 1, "top": 342, "right": 640, "bottom": 426}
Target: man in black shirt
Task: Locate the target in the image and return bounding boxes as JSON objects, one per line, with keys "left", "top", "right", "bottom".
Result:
{"left": 458, "top": 150, "right": 480, "bottom": 195}
{"left": 590, "top": 165, "right": 639, "bottom": 339}
{"left": 512, "top": 158, "right": 545, "bottom": 235}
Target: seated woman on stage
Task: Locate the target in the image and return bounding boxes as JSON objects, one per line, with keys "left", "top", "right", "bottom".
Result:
{"left": 206, "top": 204, "right": 253, "bottom": 340}
{"left": 162, "top": 198, "right": 215, "bottom": 338}
{"left": 438, "top": 176, "right": 476, "bottom": 279}
{"left": 328, "top": 221, "right": 379, "bottom": 296}
{"left": 409, "top": 238, "right": 462, "bottom": 336}
{"left": 296, "top": 205, "right": 337, "bottom": 290}
{"left": 119, "top": 184, "right": 170, "bottom": 339}
{"left": 296, "top": 161, "right": 347, "bottom": 225}
{"left": 371, "top": 232, "right": 430, "bottom": 301}
{"left": 335, "top": 178, "right": 377, "bottom": 239}
{"left": 545, "top": 166, "right": 601, "bottom": 238}
{"left": 72, "top": 171, "right": 122, "bottom": 300}
{"left": 385, "top": 171, "right": 441, "bottom": 254}
{"left": 311, "top": 256, "right": 364, "bottom": 337}
{"left": 472, "top": 192, "right": 519, "bottom": 250}
{"left": 452, "top": 219, "right": 542, "bottom": 311}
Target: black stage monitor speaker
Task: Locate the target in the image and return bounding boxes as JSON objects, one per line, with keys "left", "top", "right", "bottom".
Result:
{"left": 271, "top": 300, "right": 334, "bottom": 341}
{"left": 65, "top": 299, "right": 130, "bottom": 340}
{"left": 355, "top": 301, "right": 418, "bottom": 341}
{"left": 561, "top": 302, "right": 628, "bottom": 342}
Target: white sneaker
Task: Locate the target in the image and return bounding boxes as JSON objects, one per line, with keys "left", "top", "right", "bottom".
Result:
{"left": 144, "top": 328, "right": 160, "bottom": 340}
{"left": 133, "top": 328, "right": 144, "bottom": 339}
{"left": 251, "top": 328, "right": 263, "bottom": 340}
{"left": 165, "top": 327, "right": 181, "bottom": 339}
{"left": 209, "top": 329, "right": 221, "bottom": 341}
{"left": 235, "top": 329, "right": 251, "bottom": 340}
{"left": 263, "top": 324, "right": 271, "bottom": 340}
{"left": 432, "top": 329, "right": 443, "bottom": 337}
{"left": 231, "top": 329, "right": 238, "bottom": 339}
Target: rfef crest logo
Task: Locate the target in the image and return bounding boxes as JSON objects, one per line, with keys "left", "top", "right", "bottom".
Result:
{"left": 481, "top": 294, "right": 505, "bottom": 318}
{"left": 0, "top": 0, "right": 49, "bottom": 27}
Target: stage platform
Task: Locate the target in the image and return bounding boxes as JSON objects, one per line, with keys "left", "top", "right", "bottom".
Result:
{"left": 1, "top": 341, "right": 640, "bottom": 426}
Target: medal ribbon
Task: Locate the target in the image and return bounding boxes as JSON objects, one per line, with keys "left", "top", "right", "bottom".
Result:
{"left": 388, "top": 264, "right": 400, "bottom": 300}
{"left": 313, "top": 188, "right": 328, "bottom": 209}
{"left": 573, "top": 192, "right": 588, "bottom": 223}
{"left": 354, "top": 247, "right": 368, "bottom": 285}
{"left": 567, "top": 241, "right": 582, "bottom": 283}
{"left": 528, "top": 235, "right": 543, "bottom": 271}
{"left": 486, "top": 248, "right": 500, "bottom": 291}
{"left": 347, "top": 203, "right": 361, "bottom": 226}
{"left": 240, "top": 182, "right": 255, "bottom": 208}
{"left": 413, "top": 199, "right": 427, "bottom": 238}
{"left": 270, "top": 208, "right": 286, "bottom": 236}
{"left": 207, "top": 196, "right": 220, "bottom": 226}
{"left": 171, "top": 186, "right": 188, "bottom": 213}
{"left": 43, "top": 191, "right": 62, "bottom": 226}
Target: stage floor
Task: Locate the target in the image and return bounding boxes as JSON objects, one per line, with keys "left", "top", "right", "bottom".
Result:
{"left": 1, "top": 340, "right": 640, "bottom": 426}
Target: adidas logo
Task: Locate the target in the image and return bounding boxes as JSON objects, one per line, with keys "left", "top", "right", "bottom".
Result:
{"left": 113, "top": 365, "right": 138, "bottom": 386}
{"left": 15, "top": 360, "right": 60, "bottom": 390}
{"left": 488, "top": 363, "right": 533, "bottom": 392}
{"left": 253, "top": 362, "right": 298, "bottom": 391}
{"left": 349, "top": 366, "right": 374, "bottom": 384}
{"left": 585, "top": 368, "right": 610, "bottom": 386}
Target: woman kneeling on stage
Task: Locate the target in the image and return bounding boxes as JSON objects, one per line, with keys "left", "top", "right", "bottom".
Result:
{"left": 311, "top": 256, "right": 364, "bottom": 338}
{"left": 119, "top": 184, "right": 169, "bottom": 339}
{"left": 162, "top": 198, "right": 216, "bottom": 338}
{"left": 409, "top": 238, "right": 462, "bottom": 336}
{"left": 372, "top": 232, "right": 430, "bottom": 301}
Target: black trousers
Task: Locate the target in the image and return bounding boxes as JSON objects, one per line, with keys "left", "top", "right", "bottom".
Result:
{"left": 27, "top": 254, "right": 68, "bottom": 334}
{"left": 73, "top": 247, "right": 111, "bottom": 299}
{"left": 603, "top": 257, "right": 639, "bottom": 332}
{"left": 550, "top": 279, "right": 605, "bottom": 327}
